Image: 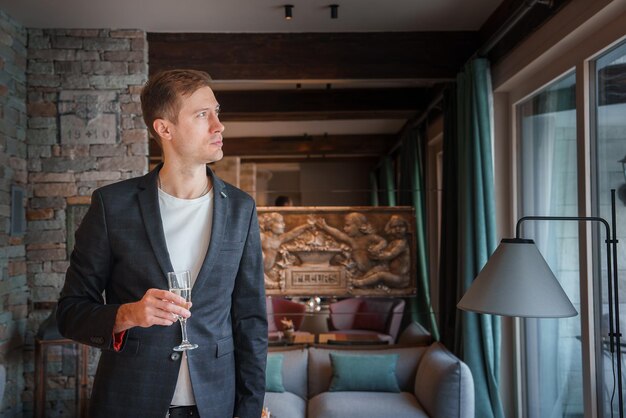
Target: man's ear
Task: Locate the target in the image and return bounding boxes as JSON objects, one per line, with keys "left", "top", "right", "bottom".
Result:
{"left": 153, "top": 118, "right": 173, "bottom": 142}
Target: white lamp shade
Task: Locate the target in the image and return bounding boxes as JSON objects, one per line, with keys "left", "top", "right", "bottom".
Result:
{"left": 457, "top": 239, "right": 577, "bottom": 318}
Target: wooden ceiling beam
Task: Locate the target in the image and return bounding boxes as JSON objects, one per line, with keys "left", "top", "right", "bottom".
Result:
{"left": 221, "top": 134, "right": 396, "bottom": 157}
{"left": 241, "top": 156, "right": 378, "bottom": 165}
{"left": 148, "top": 32, "right": 478, "bottom": 80}
{"left": 216, "top": 87, "right": 427, "bottom": 121}
{"left": 219, "top": 110, "right": 417, "bottom": 122}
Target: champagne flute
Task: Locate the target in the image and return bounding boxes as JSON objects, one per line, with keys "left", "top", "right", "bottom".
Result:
{"left": 167, "top": 270, "right": 198, "bottom": 351}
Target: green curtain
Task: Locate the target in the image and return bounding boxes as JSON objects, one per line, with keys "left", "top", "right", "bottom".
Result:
{"left": 377, "top": 156, "right": 396, "bottom": 206}
{"left": 457, "top": 58, "right": 504, "bottom": 418}
{"left": 398, "top": 127, "right": 439, "bottom": 341}
{"left": 439, "top": 84, "right": 459, "bottom": 350}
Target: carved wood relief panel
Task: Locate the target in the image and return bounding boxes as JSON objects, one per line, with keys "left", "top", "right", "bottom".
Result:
{"left": 257, "top": 206, "right": 417, "bottom": 297}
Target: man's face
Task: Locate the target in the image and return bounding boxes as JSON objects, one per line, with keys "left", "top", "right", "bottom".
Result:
{"left": 167, "top": 86, "right": 225, "bottom": 164}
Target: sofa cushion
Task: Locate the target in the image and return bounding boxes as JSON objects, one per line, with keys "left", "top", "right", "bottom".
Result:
{"left": 308, "top": 391, "right": 428, "bottom": 418}
{"left": 308, "top": 345, "right": 426, "bottom": 398}
{"left": 264, "top": 391, "right": 306, "bottom": 418}
{"left": 265, "top": 354, "right": 285, "bottom": 392}
{"left": 353, "top": 299, "right": 393, "bottom": 332}
{"left": 329, "top": 353, "right": 400, "bottom": 392}
{"left": 328, "top": 298, "right": 359, "bottom": 331}
{"left": 268, "top": 346, "right": 308, "bottom": 400}
{"left": 415, "top": 342, "right": 475, "bottom": 418}
{"left": 398, "top": 321, "right": 433, "bottom": 346}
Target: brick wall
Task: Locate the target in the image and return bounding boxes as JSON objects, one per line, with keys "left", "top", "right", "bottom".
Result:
{"left": 23, "top": 28, "right": 148, "bottom": 416}
{"left": 0, "top": 10, "right": 28, "bottom": 418}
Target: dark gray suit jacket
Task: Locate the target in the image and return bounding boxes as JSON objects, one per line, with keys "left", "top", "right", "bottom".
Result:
{"left": 57, "top": 164, "right": 268, "bottom": 418}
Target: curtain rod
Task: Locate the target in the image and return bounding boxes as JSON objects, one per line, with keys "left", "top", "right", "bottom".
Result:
{"left": 375, "top": 0, "right": 555, "bottom": 170}
{"left": 478, "top": 0, "right": 554, "bottom": 57}
{"left": 382, "top": 90, "right": 444, "bottom": 162}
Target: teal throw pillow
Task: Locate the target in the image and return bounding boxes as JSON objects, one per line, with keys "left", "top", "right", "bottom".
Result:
{"left": 265, "top": 354, "right": 285, "bottom": 392}
{"left": 329, "top": 353, "right": 400, "bottom": 392}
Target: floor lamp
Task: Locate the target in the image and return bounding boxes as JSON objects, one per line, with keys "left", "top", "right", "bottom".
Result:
{"left": 458, "top": 190, "right": 624, "bottom": 417}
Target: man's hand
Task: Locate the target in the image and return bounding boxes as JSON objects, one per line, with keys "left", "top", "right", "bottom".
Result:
{"left": 113, "top": 288, "right": 191, "bottom": 333}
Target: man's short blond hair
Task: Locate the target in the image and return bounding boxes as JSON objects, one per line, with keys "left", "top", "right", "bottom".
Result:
{"left": 140, "top": 69, "right": 213, "bottom": 146}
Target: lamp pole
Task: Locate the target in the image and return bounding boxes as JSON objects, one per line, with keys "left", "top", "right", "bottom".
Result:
{"left": 515, "top": 190, "right": 623, "bottom": 417}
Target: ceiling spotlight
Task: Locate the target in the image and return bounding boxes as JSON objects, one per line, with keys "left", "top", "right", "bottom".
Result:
{"left": 330, "top": 4, "right": 339, "bottom": 19}
{"left": 284, "top": 5, "right": 293, "bottom": 20}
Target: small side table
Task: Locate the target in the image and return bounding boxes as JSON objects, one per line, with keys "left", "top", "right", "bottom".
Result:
{"left": 318, "top": 332, "right": 385, "bottom": 344}
{"left": 34, "top": 306, "right": 90, "bottom": 418}
{"left": 34, "top": 337, "right": 90, "bottom": 418}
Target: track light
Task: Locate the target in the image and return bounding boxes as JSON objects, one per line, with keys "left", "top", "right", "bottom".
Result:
{"left": 330, "top": 4, "right": 339, "bottom": 19}
{"left": 284, "top": 5, "right": 293, "bottom": 20}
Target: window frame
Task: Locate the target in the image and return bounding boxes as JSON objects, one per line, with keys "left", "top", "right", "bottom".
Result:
{"left": 492, "top": 1, "right": 626, "bottom": 416}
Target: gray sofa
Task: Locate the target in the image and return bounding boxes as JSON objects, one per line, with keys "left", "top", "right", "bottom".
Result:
{"left": 263, "top": 342, "right": 474, "bottom": 418}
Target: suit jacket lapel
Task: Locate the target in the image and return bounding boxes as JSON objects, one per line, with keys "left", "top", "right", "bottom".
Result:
{"left": 193, "top": 165, "right": 228, "bottom": 293}
{"left": 137, "top": 165, "right": 174, "bottom": 281}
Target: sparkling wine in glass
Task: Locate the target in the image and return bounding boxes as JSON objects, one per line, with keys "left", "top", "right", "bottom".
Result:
{"left": 167, "top": 270, "right": 198, "bottom": 351}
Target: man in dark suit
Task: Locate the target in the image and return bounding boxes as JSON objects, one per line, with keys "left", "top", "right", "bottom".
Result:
{"left": 57, "top": 69, "right": 267, "bottom": 418}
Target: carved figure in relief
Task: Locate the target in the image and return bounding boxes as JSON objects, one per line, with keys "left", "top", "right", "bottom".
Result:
{"left": 352, "top": 215, "right": 411, "bottom": 289}
{"left": 259, "top": 212, "right": 314, "bottom": 288}
{"left": 315, "top": 212, "right": 385, "bottom": 276}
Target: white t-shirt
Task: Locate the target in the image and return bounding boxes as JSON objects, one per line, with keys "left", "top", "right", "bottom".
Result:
{"left": 158, "top": 186, "right": 214, "bottom": 406}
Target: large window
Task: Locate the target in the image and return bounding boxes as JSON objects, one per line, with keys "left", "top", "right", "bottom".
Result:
{"left": 518, "top": 71, "right": 582, "bottom": 417}
{"left": 593, "top": 40, "right": 626, "bottom": 417}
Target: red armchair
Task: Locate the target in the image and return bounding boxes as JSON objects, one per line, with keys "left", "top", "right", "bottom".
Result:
{"left": 328, "top": 298, "right": 405, "bottom": 344}
{"left": 266, "top": 297, "right": 309, "bottom": 338}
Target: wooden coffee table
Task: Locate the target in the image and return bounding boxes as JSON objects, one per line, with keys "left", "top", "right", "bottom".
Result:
{"left": 317, "top": 333, "right": 384, "bottom": 344}
{"left": 268, "top": 333, "right": 315, "bottom": 346}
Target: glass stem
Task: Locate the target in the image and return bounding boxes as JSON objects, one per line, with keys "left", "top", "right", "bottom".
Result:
{"left": 179, "top": 318, "right": 190, "bottom": 343}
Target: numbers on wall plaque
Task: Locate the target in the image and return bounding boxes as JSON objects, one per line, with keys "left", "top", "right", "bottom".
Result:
{"left": 59, "top": 91, "right": 119, "bottom": 145}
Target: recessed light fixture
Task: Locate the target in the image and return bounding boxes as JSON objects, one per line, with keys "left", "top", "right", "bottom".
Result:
{"left": 284, "top": 5, "right": 293, "bottom": 20}
{"left": 330, "top": 4, "right": 339, "bottom": 19}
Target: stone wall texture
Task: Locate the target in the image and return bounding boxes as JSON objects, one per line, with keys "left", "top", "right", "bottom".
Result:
{"left": 0, "top": 14, "right": 255, "bottom": 416}
{"left": 0, "top": 10, "right": 28, "bottom": 418}
{"left": 22, "top": 28, "right": 149, "bottom": 417}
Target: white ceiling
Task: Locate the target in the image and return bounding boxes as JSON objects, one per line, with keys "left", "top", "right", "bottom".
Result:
{"left": 0, "top": 0, "right": 502, "bottom": 33}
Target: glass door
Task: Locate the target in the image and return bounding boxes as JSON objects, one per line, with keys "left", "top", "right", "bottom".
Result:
{"left": 517, "top": 71, "right": 582, "bottom": 417}
{"left": 592, "top": 40, "right": 626, "bottom": 417}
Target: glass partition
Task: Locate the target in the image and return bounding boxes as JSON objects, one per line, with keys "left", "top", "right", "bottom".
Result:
{"left": 592, "top": 40, "right": 626, "bottom": 417}
{"left": 517, "top": 71, "right": 581, "bottom": 417}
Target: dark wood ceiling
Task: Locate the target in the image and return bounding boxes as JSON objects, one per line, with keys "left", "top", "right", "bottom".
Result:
{"left": 214, "top": 88, "right": 430, "bottom": 122}
{"left": 146, "top": 0, "right": 572, "bottom": 165}
{"left": 148, "top": 32, "right": 478, "bottom": 80}
{"left": 147, "top": 32, "right": 476, "bottom": 164}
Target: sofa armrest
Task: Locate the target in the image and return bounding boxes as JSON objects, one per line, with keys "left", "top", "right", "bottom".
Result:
{"left": 414, "top": 343, "right": 474, "bottom": 418}
{"left": 398, "top": 321, "right": 433, "bottom": 346}
{"left": 268, "top": 346, "right": 309, "bottom": 400}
